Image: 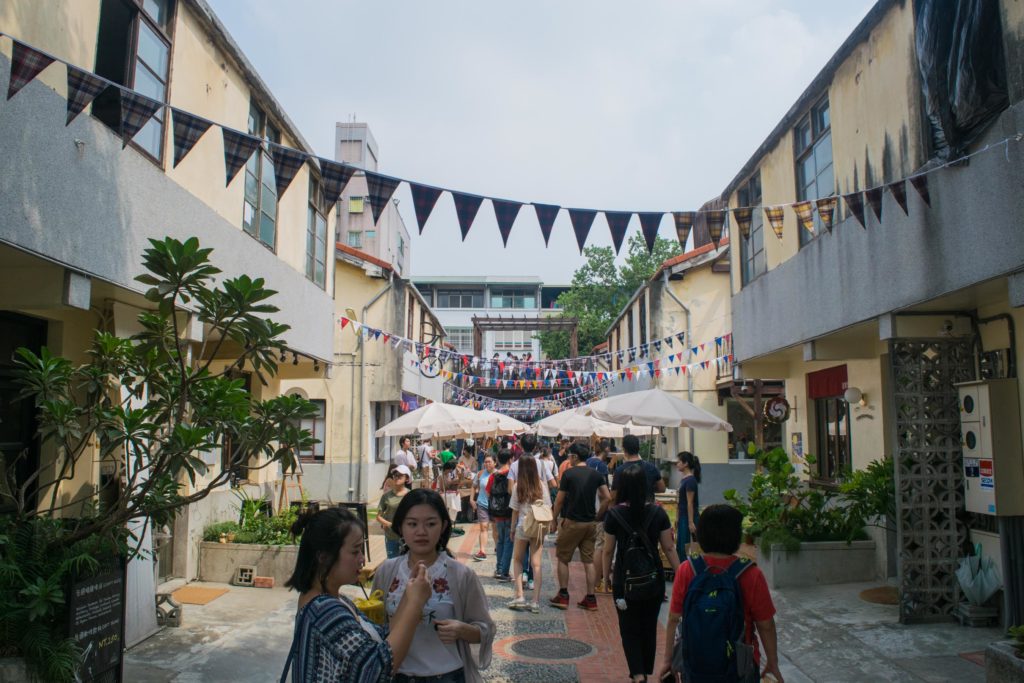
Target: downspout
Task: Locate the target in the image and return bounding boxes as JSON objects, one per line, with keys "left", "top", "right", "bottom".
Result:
{"left": 662, "top": 269, "right": 694, "bottom": 452}
{"left": 354, "top": 271, "right": 394, "bottom": 501}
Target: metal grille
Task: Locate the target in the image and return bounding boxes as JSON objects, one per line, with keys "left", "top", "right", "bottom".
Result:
{"left": 889, "top": 339, "right": 975, "bottom": 622}
{"left": 511, "top": 637, "right": 594, "bottom": 660}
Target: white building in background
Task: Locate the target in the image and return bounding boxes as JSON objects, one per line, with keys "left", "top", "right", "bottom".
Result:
{"left": 334, "top": 122, "right": 411, "bottom": 276}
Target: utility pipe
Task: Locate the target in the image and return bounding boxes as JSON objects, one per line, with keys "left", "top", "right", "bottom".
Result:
{"left": 662, "top": 269, "right": 694, "bottom": 453}
{"left": 355, "top": 271, "right": 394, "bottom": 501}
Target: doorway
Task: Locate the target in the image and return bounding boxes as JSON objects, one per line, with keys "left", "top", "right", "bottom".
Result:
{"left": 0, "top": 312, "right": 47, "bottom": 512}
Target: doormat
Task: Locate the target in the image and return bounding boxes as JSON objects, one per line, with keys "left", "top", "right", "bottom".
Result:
{"left": 172, "top": 586, "right": 230, "bottom": 605}
{"left": 959, "top": 651, "right": 985, "bottom": 667}
{"left": 858, "top": 586, "right": 899, "bottom": 605}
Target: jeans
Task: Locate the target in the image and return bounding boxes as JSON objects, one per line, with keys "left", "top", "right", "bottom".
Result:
{"left": 494, "top": 519, "right": 513, "bottom": 576}
{"left": 385, "top": 538, "right": 402, "bottom": 559}
{"left": 521, "top": 541, "right": 533, "bottom": 581}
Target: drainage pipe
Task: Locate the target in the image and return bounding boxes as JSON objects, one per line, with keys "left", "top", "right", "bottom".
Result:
{"left": 662, "top": 269, "right": 694, "bottom": 453}
{"left": 353, "top": 272, "right": 394, "bottom": 501}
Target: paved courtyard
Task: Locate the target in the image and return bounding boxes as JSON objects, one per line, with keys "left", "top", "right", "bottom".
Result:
{"left": 126, "top": 524, "right": 1002, "bottom": 682}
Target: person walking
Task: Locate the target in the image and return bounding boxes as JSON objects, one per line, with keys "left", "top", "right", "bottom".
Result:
{"left": 470, "top": 454, "right": 496, "bottom": 561}
{"left": 508, "top": 454, "right": 551, "bottom": 613}
{"left": 603, "top": 466, "right": 680, "bottom": 683}
{"left": 485, "top": 449, "right": 514, "bottom": 581}
{"left": 549, "top": 442, "right": 610, "bottom": 611}
{"left": 378, "top": 465, "right": 412, "bottom": 558}
{"left": 394, "top": 437, "right": 418, "bottom": 472}
{"left": 612, "top": 434, "right": 666, "bottom": 502}
{"left": 675, "top": 451, "right": 702, "bottom": 559}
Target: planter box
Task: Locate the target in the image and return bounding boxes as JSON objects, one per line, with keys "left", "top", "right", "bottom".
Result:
{"left": 199, "top": 542, "right": 299, "bottom": 585}
{"left": 985, "top": 641, "right": 1024, "bottom": 682}
{"left": 759, "top": 540, "right": 877, "bottom": 589}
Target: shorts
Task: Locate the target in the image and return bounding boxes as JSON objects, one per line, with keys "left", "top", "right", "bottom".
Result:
{"left": 476, "top": 505, "right": 490, "bottom": 522}
{"left": 515, "top": 526, "right": 537, "bottom": 543}
{"left": 556, "top": 519, "right": 598, "bottom": 564}
{"left": 595, "top": 528, "right": 606, "bottom": 552}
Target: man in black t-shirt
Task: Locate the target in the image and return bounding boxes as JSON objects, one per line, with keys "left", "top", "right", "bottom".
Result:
{"left": 611, "top": 434, "right": 665, "bottom": 502}
{"left": 549, "top": 443, "right": 610, "bottom": 611}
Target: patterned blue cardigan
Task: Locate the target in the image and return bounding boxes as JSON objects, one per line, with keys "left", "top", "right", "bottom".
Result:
{"left": 284, "top": 594, "right": 393, "bottom": 683}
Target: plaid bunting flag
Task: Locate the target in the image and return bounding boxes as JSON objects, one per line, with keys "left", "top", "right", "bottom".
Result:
{"left": 568, "top": 209, "right": 597, "bottom": 253}
{"left": 451, "top": 191, "right": 484, "bottom": 241}
{"left": 764, "top": 206, "right": 786, "bottom": 240}
{"left": 222, "top": 127, "right": 263, "bottom": 185}
{"left": 865, "top": 187, "right": 883, "bottom": 221}
{"left": 7, "top": 41, "right": 55, "bottom": 100}
{"left": 909, "top": 175, "right": 930, "bottom": 206}
{"left": 638, "top": 212, "right": 664, "bottom": 253}
{"left": 888, "top": 180, "right": 908, "bottom": 215}
{"left": 65, "top": 66, "right": 108, "bottom": 125}
{"left": 672, "top": 211, "right": 695, "bottom": 249}
{"left": 792, "top": 200, "right": 815, "bottom": 235}
{"left": 533, "top": 203, "right": 560, "bottom": 246}
{"left": 844, "top": 192, "right": 866, "bottom": 228}
{"left": 604, "top": 211, "right": 632, "bottom": 254}
{"left": 170, "top": 108, "right": 212, "bottom": 167}
{"left": 676, "top": 333, "right": 686, "bottom": 345}
{"left": 409, "top": 183, "right": 443, "bottom": 234}
{"left": 365, "top": 171, "right": 402, "bottom": 225}
{"left": 815, "top": 196, "right": 838, "bottom": 233}
{"left": 270, "top": 143, "right": 308, "bottom": 197}
{"left": 732, "top": 207, "right": 754, "bottom": 239}
{"left": 320, "top": 159, "right": 357, "bottom": 210}
{"left": 119, "top": 89, "right": 163, "bottom": 149}
{"left": 492, "top": 199, "right": 523, "bottom": 247}
{"left": 704, "top": 210, "right": 726, "bottom": 247}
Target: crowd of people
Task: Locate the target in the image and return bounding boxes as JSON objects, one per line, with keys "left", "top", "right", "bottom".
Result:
{"left": 282, "top": 432, "right": 784, "bottom": 683}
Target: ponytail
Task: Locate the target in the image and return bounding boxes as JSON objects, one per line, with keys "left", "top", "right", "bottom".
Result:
{"left": 678, "top": 451, "right": 702, "bottom": 484}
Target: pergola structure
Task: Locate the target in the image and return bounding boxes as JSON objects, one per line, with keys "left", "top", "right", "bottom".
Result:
{"left": 471, "top": 315, "right": 579, "bottom": 358}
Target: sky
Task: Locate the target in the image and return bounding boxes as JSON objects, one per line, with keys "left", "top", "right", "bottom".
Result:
{"left": 207, "top": 0, "right": 876, "bottom": 282}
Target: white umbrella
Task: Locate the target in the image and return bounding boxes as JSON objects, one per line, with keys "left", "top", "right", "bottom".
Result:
{"left": 475, "top": 409, "right": 529, "bottom": 436}
{"left": 374, "top": 402, "right": 499, "bottom": 438}
{"left": 587, "top": 388, "right": 733, "bottom": 431}
{"left": 532, "top": 407, "right": 655, "bottom": 438}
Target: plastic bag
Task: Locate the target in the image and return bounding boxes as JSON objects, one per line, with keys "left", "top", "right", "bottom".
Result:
{"left": 955, "top": 543, "right": 1002, "bottom": 605}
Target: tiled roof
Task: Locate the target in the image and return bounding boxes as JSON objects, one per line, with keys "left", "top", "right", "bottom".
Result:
{"left": 657, "top": 237, "right": 729, "bottom": 274}
{"left": 336, "top": 243, "right": 393, "bottom": 271}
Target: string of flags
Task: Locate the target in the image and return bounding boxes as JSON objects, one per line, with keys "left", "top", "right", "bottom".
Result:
{"left": 444, "top": 380, "right": 611, "bottom": 414}
{"left": 5, "top": 33, "right": 1018, "bottom": 256}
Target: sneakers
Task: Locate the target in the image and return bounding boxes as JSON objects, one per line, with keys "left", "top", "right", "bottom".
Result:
{"left": 595, "top": 579, "right": 612, "bottom": 594}
{"left": 527, "top": 579, "right": 535, "bottom": 591}
{"left": 508, "top": 596, "right": 528, "bottom": 611}
{"left": 495, "top": 573, "right": 513, "bottom": 583}
{"left": 549, "top": 591, "right": 570, "bottom": 610}
{"left": 577, "top": 594, "right": 599, "bottom": 611}
{"left": 472, "top": 551, "right": 486, "bottom": 561}
{"left": 529, "top": 602, "right": 540, "bottom": 614}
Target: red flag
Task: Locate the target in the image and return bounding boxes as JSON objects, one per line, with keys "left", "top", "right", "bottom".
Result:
{"left": 340, "top": 318, "right": 349, "bottom": 329}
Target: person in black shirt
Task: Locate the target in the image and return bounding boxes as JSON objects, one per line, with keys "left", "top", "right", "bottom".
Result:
{"left": 611, "top": 434, "right": 665, "bottom": 503}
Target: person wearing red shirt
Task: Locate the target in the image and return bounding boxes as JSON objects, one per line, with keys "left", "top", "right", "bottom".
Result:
{"left": 655, "top": 504, "right": 784, "bottom": 683}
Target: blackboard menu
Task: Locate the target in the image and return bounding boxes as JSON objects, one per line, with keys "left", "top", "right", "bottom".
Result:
{"left": 68, "top": 562, "right": 125, "bottom": 682}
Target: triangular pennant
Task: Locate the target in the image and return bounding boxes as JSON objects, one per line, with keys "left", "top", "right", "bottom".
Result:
{"left": 844, "top": 192, "right": 866, "bottom": 228}
{"left": 887, "top": 180, "right": 908, "bottom": 215}
{"left": 567, "top": 209, "right": 597, "bottom": 254}
{"left": 815, "top": 196, "right": 838, "bottom": 233}
{"left": 451, "top": 191, "right": 484, "bottom": 241}
{"left": 119, "top": 89, "right": 163, "bottom": 149}
{"left": 222, "top": 127, "right": 263, "bottom": 186}
{"left": 270, "top": 143, "right": 308, "bottom": 198}
{"left": 533, "top": 203, "right": 560, "bottom": 246}
{"left": 365, "top": 171, "right": 402, "bottom": 225}
{"left": 672, "top": 211, "right": 695, "bottom": 249}
{"left": 732, "top": 207, "right": 754, "bottom": 239}
{"left": 492, "top": 199, "right": 523, "bottom": 247}
{"left": 65, "top": 66, "right": 108, "bottom": 125}
{"left": 409, "top": 183, "right": 443, "bottom": 234}
{"left": 909, "top": 175, "right": 931, "bottom": 206}
{"left": 665, "top": 337, "right": 674, "bottom": 349}
{"left": 171, "top": 108, "right": 212, "bottom": 167}
{"left": 7, "top": 41, "right": 55, "bottom": 100}
{"left": 638, "top": 212, "right": 664, "bottom": 253}
{"left": 792, "top": 200, "right": 815, "bottom": 236}
{"left": 865, "top": 187, "right": 883, "bottom": 222}
{"left": 676, "top": 333, "right": 686, "bottom": 346}
{"left": 604, "top": 211, "right": 632, "bottom": 254}
{"left": 765, "top": 206, "right": 786, "bottom": 240}
{"left": 340, "top": 317, "right": 349, "bottom": 329}
{"left": 320, "top": 159, "right": 357, "bottom": 210}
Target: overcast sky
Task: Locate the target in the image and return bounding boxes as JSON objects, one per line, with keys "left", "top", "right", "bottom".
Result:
{"left": 207, "top": 0, "right": 875, "bottom": 282}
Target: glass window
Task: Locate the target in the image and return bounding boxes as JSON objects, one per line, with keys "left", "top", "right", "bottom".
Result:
{"left": 297, "top": 399, "right": 326, "bottom": 462}
{"left": 794, "top": 97, "right": 833, "bottom": 248}
{"left": 447, "top": 327, "right": 474, "bottom": 354}
{"left": 490, "top": 288, "right": 537, "bottom": 309}
{"left": 349, "top": 197, "right": 364, "bottom": 213}
{"left": 365, "top": 230, "right": 376, "bottom": 239}
{"left": 437, "top": 290, "right": 483, "bottom": 308}
{"left": 347, "top": 231, "right": 362, "bottom": 248}
{"left": 814, "top": 396, "right": 851, "bottom": 482}
{"left": 739, "top": 172, "right": 766, "bottom": 285}
{"left": 307, "top": 177, "right": 328, "bottom": 289}
{"left": 242, "top": 103, "right": 277, "bottom": 249}
{"left": 493, "top": 330, "right": 531, "bottom": 351}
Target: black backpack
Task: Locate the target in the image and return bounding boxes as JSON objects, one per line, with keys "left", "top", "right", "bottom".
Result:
{"left": 609, "top": 505, "right": 664, "bottom": 601}
{"left": 488, "top": 471, "right": 512, "bottom": 518}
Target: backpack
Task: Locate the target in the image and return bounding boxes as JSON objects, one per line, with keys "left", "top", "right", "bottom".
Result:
{"left": 608, "top": 506, "right": 664, "bottom": 601}
{"left": 488, "top": 472, "right": 512, "bottom": 518}
{"left": 523, "top": 498, "right": 553, "bottom": 541}
{"left": 672, "top": 556, "right": 758, "bottom": 683}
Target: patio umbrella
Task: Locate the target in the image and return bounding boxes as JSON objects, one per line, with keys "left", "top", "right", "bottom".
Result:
{"left": 532, "top": 408, "right": 655, "bottom": 438}
{"left": 587, "top": 388, "right": 733, "bottom": 431}
{"left": 374, "top": 402, "right": 499, "bottom": 438}
{"left": 475, "top": 409, "right": 529, "bottom": 436}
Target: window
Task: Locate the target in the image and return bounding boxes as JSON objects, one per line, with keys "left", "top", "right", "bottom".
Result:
{"left": 365, "top": 230, "right": 376, "bottom": 239}
{"left": 407, "top": 293, "right": 415, "bottom": 338}
{"left": 639, "top": 296, "right": 647, "bottom": 346}
{"left": 493, "top": 330, "right": 531, "bottom": 351}
{"left": 794, "top": 97, "right": 833, "bottom": 247}
{"left": 297, "top": 399, "right": 326, "bottom": 462}
{"left": 615, "top": 328, "right": 621, "bottom": 370}
{"left": 627, "top": 310, "right": 635, "bottom": 349}
{"left": 349, "top": 197, "right": 365, "bottom": 213}
{"left": 490, "top": 288, "right": 537, "bottom": 309}
{"left": 93, "top": 0, "right": 174, "bottom": 162}
{"left": 726, "top": 398, "right": 783, "bottom": 459}
{"left": 437, "top": 290, "right": 483, "bottom": 308}
{"left": 347, "top": 231, "right": 362, "bottom": 248}
{"left": 447, "top": 327, "right": 474, "bottom": 354}
{"left": 306, "top": 177, "right": 328, "bottom": 288}
{"left": 739, "top": 172, "right": 766, "bottom": 284}
{"left": 242, "top": 103, "right": 279, "bottom": 249}
{"left": 814, "top": 397, "right": 851, "bottom": 482}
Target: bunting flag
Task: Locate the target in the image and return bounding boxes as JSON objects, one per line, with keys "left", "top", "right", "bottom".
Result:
{"left": 171, "top": 108, "right": 212, "bottom": 167}
{"left": 66, "top": 66, "right": 107, "bottom": 125}
{"left": 222, "top": 127, "right": 263, "bottom": 186}
{"left": 888, "top": 180, "right": 908, "bottom": 214}
{"left": 365, "top": 171, "right": 402, "bottom": 225}
{"left": 865, "top": 187, "right": 883, "bottom": 222}
{"left": 909, "top": 174, "right": 931, "bottom": 206}
{"left": 765, "top": 206, "right": 786, "bottom": 240}
{"left": 568, "top": 209, "right": 597, "bottom": 253}
{"left": 270, "top": 143, "right": 308, "bottom": 197}
{"left": 451, "top": 191, "right": 484, "bottom": 241}
{"left": 492, "top": 199, "right": 523, "bottom": 247}
{"left": 320, "top": 159, "right": 357, "bottom": 210}
{"left": 792, "top": 200, "right": 815, "bottom": 236}
{"left": 7, "top": 41, "right": 55, "bottom": 100}
{"left": 638, "top": 212, "right": 664, "bottom": 253}
{"left": 119, "top": 90, "right": 163, "bottom": 149}
{"left": 533, "top": 203, "right": 560, "bottom": 246}
{"left": 673, "top": 211, "right": 695, "bottom": 249}
{"left": 844, "top": 192, "right": 866, "bottom": 228}
{"left": 605, "top": 211, "right": 632, "bottom": 254}
{"left": 815, "top": 196, "right": 838, "bottom": 233}
{"left": 410, "top": 183, "right": 443, "bottom": 234}
{"left": 732, "top": 207, "right": 754, "bottom": 239}
{"left": 704, "top": 210, "right": 726, "bottom": 247}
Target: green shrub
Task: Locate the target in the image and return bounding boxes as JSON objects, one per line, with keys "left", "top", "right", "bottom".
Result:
{"left": 202, "top": 521, "right": 240, "bottom": 542}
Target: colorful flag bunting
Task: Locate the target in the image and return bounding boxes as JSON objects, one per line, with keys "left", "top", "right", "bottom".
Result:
{"left": 409, "top": 183, "right": 443, "bottom": 234}
{"left": 843, "top": 192, "right": 866, "bottom": 229}
{"left": 765, "top": 206, "right": 786, "bottom": 240}
{"left": 222, "top": 127, "right": 262, "bottom": 186}
{"left": 492, "top": 199, "right": 523, "bottom": 247}
{"left": 732, "top": 207, "right": 754, "bottom": 239}
{"left": 171, "top": 108, "right": 212, "bottom": 167}
{"left": 365, "top": 171, "right": 402, "bottom": 225}
{"left": 7, "top": 41, "right": 55, "bottom": 100}
{"left": 119, "top": 89, "right": 163, "bottom": 149}
{"left": 270, "top": 143, "right": 308, "bottom": 197}
{"left": 604, "top": 211, "right": 632, "bottom": 254}
{"left": 568, "top": 209, "right": 597, "bottom": 253}
{"left": 865, "top": 187, "right": 883, "bottom": 222}
{"left": 792, "top": 200, "right": 815, "bottom": 236}
{"left": 888, "top": 180, "right": 908, "bottom": 215}
{"left": 704, "top": 210, "right": 726, "bottom": 247}
{"left": 66, "top": 66, "right": 107, "bottom": 125}
{"left": 815, "top": 196, "right": 838, "bottom": 233}
{"left": 638, "top": 212, "right": 664, "bottom": 253}
{"left": 672, "top": 211, "right": 695, "bottom": 250}
{"left": 320, "top": 159, "right": 357, "bottom": 210}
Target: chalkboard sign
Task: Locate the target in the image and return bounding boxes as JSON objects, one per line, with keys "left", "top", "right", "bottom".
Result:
{"left": 68, "top": 560, "right": 125, "bottom": 683}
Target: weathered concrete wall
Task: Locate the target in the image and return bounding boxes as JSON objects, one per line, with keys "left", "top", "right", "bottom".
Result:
{"left": 199, "top": 542, "right": 299, "bottom": 584}
{"left": 760, "top": 540, "right": 878, "bottom": 589}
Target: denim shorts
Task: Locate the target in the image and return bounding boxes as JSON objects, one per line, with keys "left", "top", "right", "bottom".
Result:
{"left": 394, "top": 668, "right": 465, "bottom": 683}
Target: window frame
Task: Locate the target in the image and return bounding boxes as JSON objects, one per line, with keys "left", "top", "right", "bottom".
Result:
{"left": 813, "top": 396, "right": 852, "bottom": 483}
{"left": 739, "top": 172, "right": 766, "bottom": 286}
{"left": 306, "top": 175, "right": 328, "bottom": 289}
{"left": 436, "top": 289, "right": 483, "bottom": 309}
{"left": 490, "top": 288, "right": 537, "bottom": 309}
{"left": 242, "top": 103, "right": 279, "bottom": 251}
{"left": 446, "top": 327, "right": 474, "bottom": 354}
{"left": 794, "top": 96, "right": 834, "bottom": 248}
{"left": 297, "top": 398, "right": 327, "bottom": 463}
